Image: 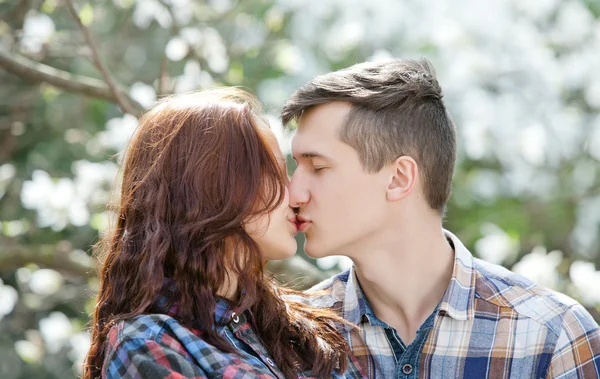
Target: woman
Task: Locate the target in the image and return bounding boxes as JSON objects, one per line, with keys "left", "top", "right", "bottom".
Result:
{"left": 83, "top": 88, "right": 359, "bottom": 378}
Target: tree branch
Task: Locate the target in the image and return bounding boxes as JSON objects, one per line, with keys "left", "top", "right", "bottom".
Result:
{"left": 0, "top": 50, "right": 145, "bottom": 116}
{"left": 0, "top": 242, "right": 97, "bottom": 277}
{"left": 64, "top": 0, "right": 140, "bottom": 116}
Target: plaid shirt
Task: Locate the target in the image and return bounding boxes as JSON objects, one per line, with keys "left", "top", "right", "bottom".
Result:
{"left": 307, "top": 231, "right": 600, "bottom": 378}
{"left": 102, "top": 284, "right": 355, "bottom": 379}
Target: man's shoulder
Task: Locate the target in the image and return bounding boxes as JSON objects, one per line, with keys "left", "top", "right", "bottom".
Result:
{"left": 473, "top": 258, "right": 598, "bottom": 336}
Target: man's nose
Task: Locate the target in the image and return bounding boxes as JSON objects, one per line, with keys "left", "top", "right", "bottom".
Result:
{"left": 289, "top": 169, "right": 310, "bottom": 208}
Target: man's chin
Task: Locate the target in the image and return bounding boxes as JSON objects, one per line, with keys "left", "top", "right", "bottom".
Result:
{"left": 303, "top": 240, "right": 331, "bottom": 259}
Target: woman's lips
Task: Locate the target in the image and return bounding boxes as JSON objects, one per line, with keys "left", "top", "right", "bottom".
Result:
{"left": 288, "top": 217, "right": 299, "bottom": 233}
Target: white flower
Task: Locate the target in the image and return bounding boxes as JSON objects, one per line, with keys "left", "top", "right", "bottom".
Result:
{"left": 0, "top": 279, "right": 18, "bottom": 320}
{"left": 39, "top": 312, "right": 73, "bottom": 354}
{"left": 475, "top": 224, "right": 519, "bottom": 265}
{"left": 513, "top": 246, "right": 563, "bottom": 289}
{"left": 28, "top": 269, "right": 63, "bottom": 296}
{"left": 570, "top": 261, "right": 600, "bottom": 306}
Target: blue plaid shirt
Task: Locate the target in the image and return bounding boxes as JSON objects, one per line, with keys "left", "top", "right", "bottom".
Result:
{"left": 102, "top": 281, "right": 360, "bottom": 378}
{"left": 359, "top": 288, "right": 440, "bottom": 378}
{"left": 306, "top": 230, "right": 600, "bottom": 378}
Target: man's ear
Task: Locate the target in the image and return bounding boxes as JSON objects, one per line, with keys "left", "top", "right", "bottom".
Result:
{"left": 386, "top": 156, "right": 418, "bottom": 202}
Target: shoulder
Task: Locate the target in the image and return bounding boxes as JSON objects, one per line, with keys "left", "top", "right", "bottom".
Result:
{"left": 547, "top": 302, "right": 600, "bottom": 376}
{"left": 103, "top": 314, "right": 208, "bottom": 378}
{"left": 106, "top": 313, "right": 187, "bottom": 347}
{"left": 473, "top": 258, "right": 599, "bottom": 338}
{"left": 105, "top": 314, "right": 198, "bottom": 361}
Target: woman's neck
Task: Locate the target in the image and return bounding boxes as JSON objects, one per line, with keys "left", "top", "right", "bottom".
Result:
{"left": 216, "top": 271, "right": 239, "bottom": 300}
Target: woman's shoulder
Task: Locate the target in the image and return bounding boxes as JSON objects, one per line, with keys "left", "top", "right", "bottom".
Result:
{"left": 105, "top": 314, "right": 202, "bottom": 362}
{"left": 107, "top": 313, "right": 186, "bottom": 345}
{"left": 103, "top": 314, "right": 208, "bottom": 378}
{"left": 103, "top": 314, "right": 288, "bottom": 378}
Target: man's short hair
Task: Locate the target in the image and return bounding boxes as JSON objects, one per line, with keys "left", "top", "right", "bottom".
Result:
{"left": 281, "top": 58, "right": 456, "bottom": 215}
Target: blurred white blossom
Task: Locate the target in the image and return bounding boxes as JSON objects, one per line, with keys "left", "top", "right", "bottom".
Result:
{"left": 129, "top": 82, "right": 157, "bottom": 109}
{"left": 570, "top": 261, "right": 600, "bottom": 306}
{"left": 28, "top": 269, "right": 63, "bottom": 296}
{"left": 14, "top": 340, "right": 43, "bottom": 363}
{"left": 181, "top": 27, "right": 204, "bottom": 47}
{"left": 21, "top": 11, "right": 55, "bottom": 54}
{"left": 519, "top": 124, "right": 546, "bottom": 166}
{"left": 165, "top": 37, "right": 189, "bottom": 61}
{"left": 274, "top": 43, "right": 306, "bottom": 75}
{"left": 69, "top": 332, "right": 91, "bottom": 374}
{"left": 91, "top": 114, "right": 139, "bottom": 152}
{"left": 21, "top": 171, "right": 87, "bottom": 230}
{"left": 551, "top": 1, "right": 593, "bottom": 48}
{"left": 73, "top": 160, "right": 119, "bottom": 205}
{"left": 20, "top": 159, "right": 118, "bottom": 231}
{"left": 513, "top": 246, "right": 563, "bottom": 289}
{"left": 211, "top": 0, "right": 234, "bottom": 13}
{"left": 133, "top": 0, "right": 172, "bottom": 29}
{"left": 39, "top": 312, "right": 73, "bottom": 354}
{"left": 0, "top": 278, "right": 18, "bottom": 320}
{"left": 175, "top": 61, "right": 214, "bottom": 93}
{"left": 475, "top": 223, "right": 519, "bottom": 265}
{"left": 202, "top": 28, "right": 229, "bottom": 73}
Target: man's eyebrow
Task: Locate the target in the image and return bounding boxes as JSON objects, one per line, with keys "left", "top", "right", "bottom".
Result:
{"left": 291, "top": 151, "right": 330, "bottom": 163}
{"left": 296, "top": 152, "right": 327, "bottom": 159}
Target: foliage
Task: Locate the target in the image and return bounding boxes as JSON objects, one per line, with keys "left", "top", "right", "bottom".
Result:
{"left": 1, "top": 0, "right": 599, "bottom": 377}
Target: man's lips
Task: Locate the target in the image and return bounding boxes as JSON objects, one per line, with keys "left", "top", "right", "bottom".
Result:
{"left": 298, "top": 222, "right": 311, "bottom": 232}
{"left": 296, "top": 216, "right": 312, "bottom": 232}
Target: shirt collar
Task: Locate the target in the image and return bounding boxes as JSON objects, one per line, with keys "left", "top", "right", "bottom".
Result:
{"left": 342, "top": 267, "right": 368, "bottom": 329}
{"left": 343, "top": 229, "right": 477, "bottom": 324}
{"left": 438, "top": 230, "right": 477, "bottom": 321}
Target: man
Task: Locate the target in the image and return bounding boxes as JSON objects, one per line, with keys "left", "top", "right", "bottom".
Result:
{"left": 282, "top": 58, "right": 600, "bottom": 378}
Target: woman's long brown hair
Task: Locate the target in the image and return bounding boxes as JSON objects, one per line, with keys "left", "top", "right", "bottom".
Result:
{"left": 83, "top": 88, "right": 349, "bottom": 379}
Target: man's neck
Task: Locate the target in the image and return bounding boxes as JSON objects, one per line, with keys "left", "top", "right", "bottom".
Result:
{"left": 351, "top": 222, "right": 454, "bottom": 345}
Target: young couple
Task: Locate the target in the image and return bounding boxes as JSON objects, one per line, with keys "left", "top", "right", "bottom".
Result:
{"left": 84, "top": 59, "right": 600, "bottom": 379}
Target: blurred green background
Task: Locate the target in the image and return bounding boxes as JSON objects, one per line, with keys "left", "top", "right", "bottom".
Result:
{"left": 1, "top": 0, "right": 600, "bottom": 377}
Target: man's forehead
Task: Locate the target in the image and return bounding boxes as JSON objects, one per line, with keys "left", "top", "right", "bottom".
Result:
{"left": 291, "top": 131, "right": 333, "bottom": 160}
{"left": 291, "top": 102, "right": 352, "bottom": 158}
{"left": 298, "top": 102, "right": 350, "bottom": 131}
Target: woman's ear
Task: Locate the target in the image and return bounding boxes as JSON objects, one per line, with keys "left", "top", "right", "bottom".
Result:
{"left": 386, "top": 156, "right": 418, "bottom": 202}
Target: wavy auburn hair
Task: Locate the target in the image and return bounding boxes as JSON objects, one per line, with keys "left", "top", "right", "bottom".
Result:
{"left": 83, "top": 88, "right": 349, "bottom": 379}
